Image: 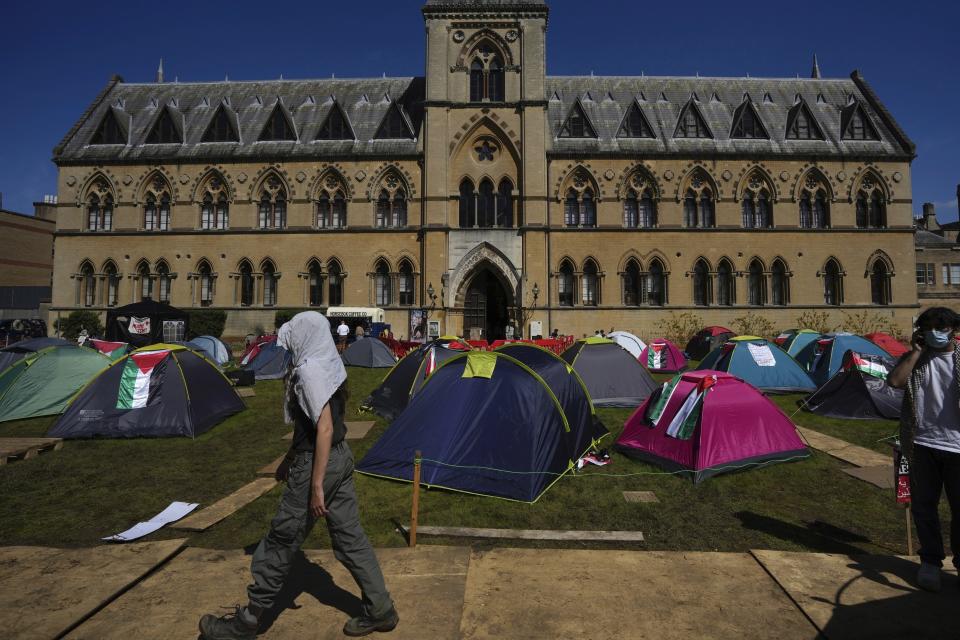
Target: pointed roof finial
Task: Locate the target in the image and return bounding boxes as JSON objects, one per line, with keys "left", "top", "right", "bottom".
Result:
{"left": 156, "top": 58, "right": 164, "bottom": 83}
{"left": 811, "top": 54, "right": 822, "bottom": 79}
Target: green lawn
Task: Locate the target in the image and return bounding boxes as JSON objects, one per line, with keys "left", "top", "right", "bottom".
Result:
{"left": 0, "top": 366, "right": 937, "bottom": 556}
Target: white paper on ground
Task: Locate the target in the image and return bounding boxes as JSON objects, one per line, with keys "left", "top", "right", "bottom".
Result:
{"left": 747, "top": 343, "right": 776, "bottom": 367}
{"left": 102, "top": 501, "right": 199, "bottom": 542}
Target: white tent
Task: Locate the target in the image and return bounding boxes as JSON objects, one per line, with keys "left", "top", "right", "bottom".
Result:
{"left": 608, "top": 331, "right": 647, "bottom": 360}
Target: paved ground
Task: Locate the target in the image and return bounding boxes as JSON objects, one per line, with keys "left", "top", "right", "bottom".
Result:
{"left": 1, "top": 542, "right": 957, "bottom": 639}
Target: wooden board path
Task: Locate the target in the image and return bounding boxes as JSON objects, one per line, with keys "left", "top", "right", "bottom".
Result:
{"left": 279, "top": 421, "right": 373, "bottom": 443}
{"left": 0, "top": 437, "right": 63, "bottom": 465}
{"left": 257, "top": 455, "right": 285, "bottom": 477}
{"left": 400, "top": 524, "right": 645, "bottom": 542}
{"left": 171, "top": 478, "right": 277, "bottom": 532}
{"left": 796, "top": 427, "right": 891, "bottom": 468}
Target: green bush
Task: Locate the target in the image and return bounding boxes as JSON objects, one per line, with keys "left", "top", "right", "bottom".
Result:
{"left": 733, "top": 312, "right": 776, "bottom": 339}
{"left": 187, "top": 310, "right": 227, "bottom": 339}
{"left": 54, "top": 310, "right": 104, "bottom": 341}
{"left": 274, "top": 309, "right": 310, "bottom": 329}
{"left": 654, "top": 311, "right": 703, "bottom": 347}
{"left": 794, "top": 310, "right": 833, "bottom": 334}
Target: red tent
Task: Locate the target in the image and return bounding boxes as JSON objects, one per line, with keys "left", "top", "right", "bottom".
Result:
{"left": 864, "top": 332, "right": 908, "bottom": 358}
{"left": 615, "top": 370, "right": 808, "bottom": 482}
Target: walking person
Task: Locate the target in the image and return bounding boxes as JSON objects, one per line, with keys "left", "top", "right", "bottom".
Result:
{"left": 889, "top": 306, "right": 960, "bottom": 592}
{"left": 199, "top": 311, "right": 398, "bottom": 638}
{"left": 336, "top": 319, "right": 350, "bottom": 354}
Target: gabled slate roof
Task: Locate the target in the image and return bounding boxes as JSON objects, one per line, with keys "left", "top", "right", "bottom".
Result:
{"left": 546, "top": 72, "right": 913, "bottom": 158}
{"left": 54, "top": 77, "right": 425, "bottom": 163}
{"left": 915, "top": 229, "right": 956, "bottom": 247}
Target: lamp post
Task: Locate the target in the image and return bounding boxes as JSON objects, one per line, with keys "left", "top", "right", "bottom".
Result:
{"left": 421, "top": 281, "right": 442, "bottom": 343}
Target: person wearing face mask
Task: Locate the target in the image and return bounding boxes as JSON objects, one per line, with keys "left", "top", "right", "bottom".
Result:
{"left": 889, "top": 306, "right": 960, "bottom": 593}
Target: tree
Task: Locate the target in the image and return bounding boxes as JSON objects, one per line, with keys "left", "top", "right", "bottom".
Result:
{"left": 55, "top": 311, "right": 104, "bottom": 341}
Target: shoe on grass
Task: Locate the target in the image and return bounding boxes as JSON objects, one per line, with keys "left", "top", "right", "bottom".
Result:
{"left": 343, "top": 607, "right": 399, "bottom": 637}
{"left": 199, "top": 605, "right": 258, "bottom": 640}
{"left": 916, "top": 563, "right": 942, "bottom": 592}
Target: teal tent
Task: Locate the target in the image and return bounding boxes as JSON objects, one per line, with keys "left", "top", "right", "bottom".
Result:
{"left": 696, "top": 336, "right": 816, "bottom": 393}
{"left": 0, "top": 346, "right": 111, "bottom": 422}
{"left": 774, "top": 329, "right": 821, "bottom": 357}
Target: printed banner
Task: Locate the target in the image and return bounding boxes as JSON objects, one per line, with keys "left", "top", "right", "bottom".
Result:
{"left": 894, "top": 445, "right": 911, "bottom": 504}
{"left": 128, "top": 316, "right": 151, "bottom": 335}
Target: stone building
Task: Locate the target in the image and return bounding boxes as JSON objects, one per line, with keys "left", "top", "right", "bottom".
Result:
{"left": 915, "top": 197, "right": 960, "bottom": 310}
{"left": 49, "top": 0, "right": 918, "bottom": 340}
{"left": 0, "top": 200, "right": 55, "bottom": 320}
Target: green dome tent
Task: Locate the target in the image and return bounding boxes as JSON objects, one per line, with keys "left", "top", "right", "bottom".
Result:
{"left": 0, "top": 345, "right": 111, "bottom": 422}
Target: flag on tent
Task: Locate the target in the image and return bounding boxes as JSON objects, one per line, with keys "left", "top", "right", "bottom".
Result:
{"left": 90, "top": 339, "right": 128, "bottom": 360}
{"left": 665, "top": 374, "right": 716, "bottom": 440}
{"left": 647, "top": 377, "right": 682, "bottom": 426}
{"left": 648, "top": 342, "right": 666, "bottom": 369}
{"left": 116, "top": 350, "right": 169, "bottom": 409}
{"left": 846, "top": 353, "right": 889, "bottom": 379}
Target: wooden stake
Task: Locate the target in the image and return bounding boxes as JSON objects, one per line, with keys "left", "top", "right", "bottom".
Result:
{"left": 409, "top": 450, "right": 422, "bottom": 548}
{"left": 906, "top": 504, "right": 913, "bottom": 556}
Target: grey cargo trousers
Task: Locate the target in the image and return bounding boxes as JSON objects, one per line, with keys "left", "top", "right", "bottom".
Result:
{"left": 247, "top": 441, "right": 393, "bottom": 618}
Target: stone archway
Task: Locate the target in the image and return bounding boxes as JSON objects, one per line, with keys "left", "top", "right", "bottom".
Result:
{"left": 462, "top": 266, "right": 514, "bottom": 341}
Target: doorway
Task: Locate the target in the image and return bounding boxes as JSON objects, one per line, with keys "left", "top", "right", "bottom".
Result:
{"left": 463, "top": 268, "right": 512, "bottom": 341}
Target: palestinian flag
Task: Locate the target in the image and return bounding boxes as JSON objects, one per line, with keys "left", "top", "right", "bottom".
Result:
{"left": 646, "top": 376, "right": 682, "bottom": 426}
{"left": 665, "top": 375, "right": 716, "bottom": 440}
{"left": 91, "top": 339, "right": 128, "bottom": 361}
{"left": 846, "top": 353, "right": 889, "bottom": 379}
{"left": 116, "top": 350, "right": 170, "bottom": 410}
{"left": 647, "top": 342, "right": 667, "bottom": 369}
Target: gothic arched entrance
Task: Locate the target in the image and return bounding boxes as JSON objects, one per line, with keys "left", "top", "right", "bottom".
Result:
{"left": 463, "top": 267, "right": 513, "bottom": 341}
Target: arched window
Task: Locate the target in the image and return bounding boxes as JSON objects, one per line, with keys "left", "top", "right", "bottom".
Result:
{"left": 459, "top": 179, "right": 476, "bottom": 228}
{"left": 813, "top": 192, "right": 829, "bottom": 229}
{"left": 87, "top": 192, "right": 113, "bottom": 231}
{"left": 315, "top": 177, "right": 348, "bottom": 229}
{"left": 488, "top": 57, "right": 505, "bottom": 102}
{"left": 145, "top": 173, "right": 173, "bottom": 232}
{"left": 771, "top": 259, "right": 789, "bottom": 306}
{"left": 138, "top": 261, "right": 153, "bottom": 301}
{"left": 374, "top": 175, "right": 407, "bottom": 228}
{"left": 623, "top": 192, "right": 638, "bottom": 228}
{"left": 316, "top": 193, "right": 330, "bottom": 229}
{"left": 856, "top": 176, "right": 886, "bottom": 229}
{"left": 581, "top": 190, "right": 596, "bottom": 227}
{"left": 332, "top": 193, "right": 346, "bottom": 228}
{"left": 747, "top": 259, "right": 766, "bottom": 306}
{"left": 376, "top": 190, "right": 391, "bottom": 228}
{"left": 470, "top": 60, "right": 484, "bottom": 102}
{"left": 638, "top": 190, "right": 656, "bottom": 228}
{"left": 648, "top": 258, "right": 667, "bottom": 306}
{"left": 198, "top": 261, "right": 214, "bottom": 307}
{"left": 582, "top": 260, "right": 599, "bottom": 306}
{"left": 392, "top": 190, "right": 407, "bottom": 228}
{"left": 80, "top": 262, "right": 96, "bottom": 307}
{"left": 693, "top": 259, "right": 711, "bottom": 306}
{"left": 870, "top": 259, "right": 892, "bottom": 305}
{"left": 682, "top": 171, "right": 715, "bottom": 228}
{"left": 741, "top": 173, "right": 773, "bottom": 228}
{"left": 328, "top": 260, "right": 343, "bottom": 306}
{"left": 468, "top": 48, "right": 505, "bottom": 102}
{"left": 798, "top": 173, "right": 830, "bottom": 229}
{"left": 558, "top": 260, "right": 575, "bottom": 306}
{"left": 700, "top": 190, "right": 715, "bottom": 227}
{"left": 684, "top": 190, "right": 698, "bottom": 228}
{"left": 156, "top": 261, "right": 171, "bottom": 303}
{"left": 717, "top": 259, "right": 735, "bottom": 306}
{"left": 497, "top": 179, "right": 514, "bottom": 227}
{"left": 308, "top": 260, "right": 323, "bottom": 306}
{"left": 199, "top": 174, "right": 229, "bottom": 230}
{"left": 262, "top": 261, "right": 277, "bottom": 307}
{"left": 159, "top": 194, "right": 170, "bottom": 231}
{"left": 823, "top": 259, "right": 843, "bottom": 305}
{"left": 374, "top": 260, "right": 391, "bottom": 306}
{"left": 145, "top": 194, "right": 158, "bottom": 231}
{"left": 477, "top": 179, "right": 495, "bottom": 227}
{"left": 398, "top": 260, "right": 414, "bottom": 306}
{"left": 564, "top": 188, "right": 579, "bottom": 227}
{"left": 104, "top": 262, "right": 119, "bottom": 307}
{"left": 239, "top": 261, "right": 254, "bottom": 307}
{"left": 623, "top": 260, "right": 641, "bottom": 306}
{"left": 258, "top": 182, "right": 287, "bottom": 229}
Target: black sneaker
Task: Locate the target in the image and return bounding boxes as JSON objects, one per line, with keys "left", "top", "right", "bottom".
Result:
{"left": 199, "top": 605, "right": 258, "bottom": 640}
{"left": 342, "top": 607, "right": 399, "bottom": 637}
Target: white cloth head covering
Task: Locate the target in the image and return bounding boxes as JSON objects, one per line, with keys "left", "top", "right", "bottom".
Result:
{"left": 277, "top": 311, "right": 346, "bottom": 426}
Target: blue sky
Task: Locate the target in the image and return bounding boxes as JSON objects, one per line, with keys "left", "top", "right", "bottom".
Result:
{"left": 1, "top": 0, "right": 956, "bottom": 220}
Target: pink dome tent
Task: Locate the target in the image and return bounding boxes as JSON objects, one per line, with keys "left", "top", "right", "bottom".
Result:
{"left": 639, "top": 338, "right": 687, "bottom": 373}
{"left": 615, "top": 370, "right": 808, "bottom": 482}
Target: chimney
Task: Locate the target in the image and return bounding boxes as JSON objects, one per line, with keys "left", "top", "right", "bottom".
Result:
{"left": 922, "top": 202, "right": 939, "bottom": 232}
{"left": 156, "top": 58, "right": 164, "bottom": 83}
{"left": 811, "top": 54, "right": 822, "bottom": 79}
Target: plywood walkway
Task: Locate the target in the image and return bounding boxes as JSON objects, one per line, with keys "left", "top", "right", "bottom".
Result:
{"left": 170, "top": 478, "right": 277, "bottom": 532}
{"left": 0, "top": 437, "right": 62, "bottom": 465}
{"left": 796, "top": 427, "right": 891, "bottom": 468}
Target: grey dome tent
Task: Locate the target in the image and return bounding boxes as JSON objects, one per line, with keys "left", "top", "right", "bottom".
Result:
{"left": 561, "top": 337, "right": 657, "bottom": 407}
{"left": 342, "top": 338, "right": 396, "bottom": 368}
{"left": 48, "top": 344, "right": 244, "bottom": 439}
{"left": 185, "top": 335, "right": 231, "bottom": 366}
{"left": 243, "top": 341, "right": 290, "bottom": 380}
{"left": 0, "top": 337, "right": 72, "bottom": 373}
{"left": 803, "top": 351, "right": 902, "bottom": 420}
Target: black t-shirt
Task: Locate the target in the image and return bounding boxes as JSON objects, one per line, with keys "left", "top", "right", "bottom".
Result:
{"left": 290, "top": 387, "right": 347, "bottom": 452}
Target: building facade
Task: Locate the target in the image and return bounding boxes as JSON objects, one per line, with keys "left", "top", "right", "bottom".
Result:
{"left": 49, "top": 0, "right": 918, "bottom": 340}
{"left": 0, "top": 202, "right": 55, "bottom": 321}
{"left": 915, "top": 199, "right": 960, "bottom": 310}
